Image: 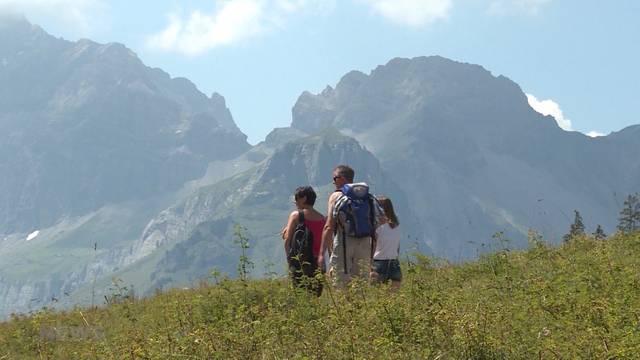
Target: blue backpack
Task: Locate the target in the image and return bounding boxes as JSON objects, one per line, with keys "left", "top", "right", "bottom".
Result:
{"left": 334, "top": 183, "right": 377, "bottom": 274}
{"left": 334, "top": 183, "right": 376, "bottom": 238}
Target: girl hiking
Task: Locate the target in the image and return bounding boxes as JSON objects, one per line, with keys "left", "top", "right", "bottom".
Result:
{"left": 371, "top": 196, "right": 402, "bottom": 290}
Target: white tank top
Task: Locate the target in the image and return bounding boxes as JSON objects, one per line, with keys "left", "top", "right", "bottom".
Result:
{"left": 374, "top": 223, "right": 401, "bottom": 260}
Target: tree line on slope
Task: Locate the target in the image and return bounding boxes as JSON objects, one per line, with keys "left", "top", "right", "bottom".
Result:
{"left": 564, "top": 192, "right": 640, "bottom": 243}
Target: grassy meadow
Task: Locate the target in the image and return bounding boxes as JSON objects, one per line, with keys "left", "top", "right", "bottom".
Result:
{"left": 1, "top": 231, "right": 639, "bottom": 359}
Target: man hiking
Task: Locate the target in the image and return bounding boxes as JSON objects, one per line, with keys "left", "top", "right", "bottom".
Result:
{"left": 318, "top": 165, "right": 386, "bottom": 287}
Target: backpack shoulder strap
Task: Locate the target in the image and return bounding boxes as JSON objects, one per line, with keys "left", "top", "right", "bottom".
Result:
{"left": 332, "top": 194, "right": 348, "bottom": 216}
{"left": 297, "top": 210, "right": 305, "bottom": 224}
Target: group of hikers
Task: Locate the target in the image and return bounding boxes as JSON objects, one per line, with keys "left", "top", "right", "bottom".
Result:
{"left": 281, "top": 165, "right": 402, "bottom": 295}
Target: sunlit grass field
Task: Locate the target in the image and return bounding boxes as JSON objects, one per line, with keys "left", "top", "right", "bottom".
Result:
{"left": 2, "top": 231, "right": 639, "bottom": 359}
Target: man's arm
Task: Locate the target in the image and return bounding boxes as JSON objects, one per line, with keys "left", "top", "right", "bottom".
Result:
{"left": 318, "top": 192, "right": 339, "bottom": 266}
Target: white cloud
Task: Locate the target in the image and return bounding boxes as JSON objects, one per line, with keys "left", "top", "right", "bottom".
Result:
{"left": 148, "top": 1, "right": 263, "bottom": 56}
{"left": 526, "top": 93, "right": 572, "bottom": 131}
{"left": 586, "top": 131, "right": 605, "bottom": 138}
{"left": 275, "top": 0, "right": 335, "bottom": 14}
{"left": 360, "top": 0, "right": 452, "bottom": 27}
{"left": 488, "top": 0, "right": 551, "bottom": 15}
{"left": 147, "top": 0, "right": 333, "bottom": 56}
{"left": 0, "top": 0, "right": 105, "bottom": 35}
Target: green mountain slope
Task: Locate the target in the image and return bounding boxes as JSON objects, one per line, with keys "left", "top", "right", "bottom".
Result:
{"left": 0, "top": 195, "right": 178, "bottom": 316}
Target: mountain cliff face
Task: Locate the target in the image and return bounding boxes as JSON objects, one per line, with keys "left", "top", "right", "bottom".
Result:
{"left": 291, "top": 56, "right": 639, "bottom": 258}
{"left": 0, "top": 17, "right": 250, "bottom": 234}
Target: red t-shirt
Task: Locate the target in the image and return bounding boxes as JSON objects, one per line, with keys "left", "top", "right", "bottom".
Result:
{"left": 304, "top": 218, "right": 325, "bottom": 258}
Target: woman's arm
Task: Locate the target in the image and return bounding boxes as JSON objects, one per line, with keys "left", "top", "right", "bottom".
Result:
{"left": 283, "top": 211, "right": 299, "bottom": 253}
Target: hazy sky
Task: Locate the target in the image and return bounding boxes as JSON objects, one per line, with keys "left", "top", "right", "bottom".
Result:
{"left": 2, "top": 0, "right": 638, "bottom": 143}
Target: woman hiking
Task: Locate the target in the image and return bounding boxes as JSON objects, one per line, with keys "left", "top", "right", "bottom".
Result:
{"left": 282, "top": 186, "right": 326, "bottom": 296}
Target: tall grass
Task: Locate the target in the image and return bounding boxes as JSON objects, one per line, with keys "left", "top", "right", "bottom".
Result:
{"left": 1, "top": 231, "right": 640, "bottom": 358}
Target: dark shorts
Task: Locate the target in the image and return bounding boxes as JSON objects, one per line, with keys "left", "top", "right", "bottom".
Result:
{"left": 373, "top": 259, "right": 402, "bottom": 283}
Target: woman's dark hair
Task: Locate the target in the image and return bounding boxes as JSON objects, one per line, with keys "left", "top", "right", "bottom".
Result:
{"left": 377, "top": 196, "right": 399, "bottom": 229}
{"left": 294, "top": 186, "right": 317, "bottom": 206}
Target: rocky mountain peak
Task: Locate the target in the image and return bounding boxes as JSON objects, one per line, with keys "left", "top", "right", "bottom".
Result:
{"left": 255, "top": 128, "right": 382, "bottom": 195}
{"left": 0, "top": 15, "right": 64, "bottom": 59}
{"left": 335, "top": 70, "right": 367, "bottom": 93}
{"left": 0, "top": 19, "right": 250, "bottom": 233}
{"left": 0, "top": 14, "right": 47, "bottom": 38}
{"left": 210, "top": 92, "right": 226, "bottom": 106}
{"left": 291, "top": 56, "right": 533, "bottom": 135}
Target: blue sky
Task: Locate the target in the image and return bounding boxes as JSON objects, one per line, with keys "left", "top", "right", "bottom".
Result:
{"left": 2, "top": 0, "right": 638, "bottom": 144}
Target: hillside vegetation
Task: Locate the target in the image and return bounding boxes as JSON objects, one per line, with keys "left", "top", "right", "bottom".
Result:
{"left": 1, "top": 231, "right": 639, "bottom": 359}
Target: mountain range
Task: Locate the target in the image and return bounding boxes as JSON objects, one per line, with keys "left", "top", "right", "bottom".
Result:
{"left": 0, "top": 17, "right": 637, "bottom": 318}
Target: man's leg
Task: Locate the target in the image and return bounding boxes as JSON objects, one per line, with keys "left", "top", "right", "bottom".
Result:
{"left": 351, "top": 237, "right": 373, "bottom": 280}
{"left": 328, "top": 235, "right": 349, "bottom": 288}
